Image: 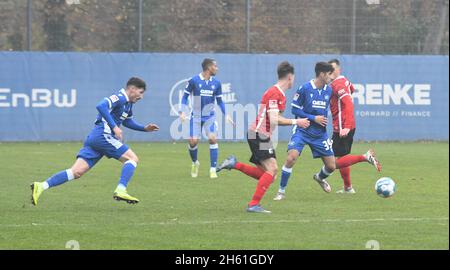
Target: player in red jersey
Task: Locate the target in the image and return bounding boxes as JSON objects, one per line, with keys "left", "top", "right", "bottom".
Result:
{"left": 329, "top": 59, "right": 382, "bottom": 194}
{"left": 216, "top": 61, "right": 310, "bottom": 213}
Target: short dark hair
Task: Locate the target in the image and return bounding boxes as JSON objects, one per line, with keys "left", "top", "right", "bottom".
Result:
{"left": 202, "top": 58, "right": 216, "bottom": 71}
{"left": 126, "top": 77, "right": 146, "bottom": 90}
{"left": 277, "top": 61, "right": 294, "bottom": 79}
{"left": 328, "top": 59, "right": 340, "bottom": 66}
{"left": 315, "top": 62, "right": 334, "bottom": 77}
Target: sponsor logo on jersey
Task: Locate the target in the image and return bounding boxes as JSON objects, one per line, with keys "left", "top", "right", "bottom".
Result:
{"left": 268, "top": 100, "right": 278, "bottom": 109}
{"left": 312, "top": 100, "right": 327, "bottom": 109}
{"left": 110, "top": 95, "right": 119, "bottom": 103}
{"left": 200, "top": 89, "right": 214, "bottom": 96}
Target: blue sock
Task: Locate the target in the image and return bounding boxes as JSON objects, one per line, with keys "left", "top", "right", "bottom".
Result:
{"left": 45, "top": 169, "right": 74, "bottom": 189}
{"left": 318, "top": 166, "right": 332, "bottom": 180}
{"left": 117, "top": 160, "right": 137, "bottom": 189}
{"left": 210, "top": 143, "right": 218, "bottom": 168}
{"left": 189, "top": 144, "right": 198, "bottom": 163}
{"left": 279, "top": 165, "right": 292, "bottom": 192}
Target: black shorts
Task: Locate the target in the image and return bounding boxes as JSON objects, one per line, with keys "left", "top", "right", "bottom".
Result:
{"left": 247, "top": 130, "right": 276, "bottom": 165}
{"left": 332, "top": 128, "right": 356, "bottom": 157}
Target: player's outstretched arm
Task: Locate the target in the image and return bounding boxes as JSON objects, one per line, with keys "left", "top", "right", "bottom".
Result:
{"left": 144, "top": 124, "right": 159, "bottom": 132}
{"left": 122, "top": 118, "right": 159, "bottom": 132}
{"left": 268, "top": 111, "right": 310, "bottom": 128}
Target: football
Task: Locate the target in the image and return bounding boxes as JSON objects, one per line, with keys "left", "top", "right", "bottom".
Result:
{"left": 375, "top": 177, "right": 396, "bottom": 198}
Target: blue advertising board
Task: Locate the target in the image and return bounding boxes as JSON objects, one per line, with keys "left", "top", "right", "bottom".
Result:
{"left": 0, "top": 52, "right": 448, "bottom": 141}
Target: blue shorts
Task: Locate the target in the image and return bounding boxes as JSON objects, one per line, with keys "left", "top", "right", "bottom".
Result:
{"left": 287, "top": 131, "right": 334, "bottom": 158}
{"left": 190, "top": 117, "right": 218, "bottom": 138}
{"left": 77, "top": 132, "right": 129, "bottom": 168}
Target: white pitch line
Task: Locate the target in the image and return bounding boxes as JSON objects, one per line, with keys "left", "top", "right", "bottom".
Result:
{"left": 0, "top": 217, "right": 448, "bottom": 228}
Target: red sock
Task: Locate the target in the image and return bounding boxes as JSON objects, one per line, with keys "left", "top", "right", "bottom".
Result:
{"left": 339, "top": 166, "right": 352, "bottom": 189}
{"left": 249, "top": 172, "right": 274, "bottom": 206}
{"left": 235, "top": 162, "right": 265, "bottom": 180}
{"left": 336, "top": 155, "right": 366, "bottom": 168}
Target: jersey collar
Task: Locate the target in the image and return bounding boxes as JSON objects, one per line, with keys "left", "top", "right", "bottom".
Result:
{"left": 120, "top": 88, "right": 130, "bottom": 102}
{"left": 274, "top": 84, "right": 285, "bottom": 96}
{"left": 331, "top": 75, "right": 345, "bottom": 83}
{"left": 199, "top": 73, "right": 213, "bottom": 81}
{"left": 310, "top": 79, "right": 317, "bottom": 89}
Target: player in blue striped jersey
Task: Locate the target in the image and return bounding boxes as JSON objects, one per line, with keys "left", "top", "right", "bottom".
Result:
{"left": 179, "top": 58, "right": 234, "bottom": 178}
{"left": 31, "top": 77, "right": 159, "bottom": 206}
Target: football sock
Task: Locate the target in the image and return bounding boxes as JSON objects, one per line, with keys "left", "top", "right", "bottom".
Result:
{"left": 339, "top": 166, "right": 352, "bottom": 190}
{"left": 335, "top": 155, "right": 366, "bottom": 168}
{"left": 209, "top": 143, "right": 218, "bottom": 168}
{"left": 188, "top": 144, "right": 198, "bottom": 163}
{"left": 279, "top": 165, "right": 293, "bottom": 192}
{"left": 235, "top": 162, "right": 265, "bottom": 180}
{"left": 249, "top": 172, "right": 275, "bottom": 206}
{"left": 117, "top": 160, "right": 137, "bottom": 190}
{"left": 44, "top": 169, "right": 74, "bottom": 189}
{"left": 318, "top": 166, "right": 332, "bottom": 180}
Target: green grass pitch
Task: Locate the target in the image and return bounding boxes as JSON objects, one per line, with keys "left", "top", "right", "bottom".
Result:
{"left": 0, "top": 141, "right": 448, "bottom": 249}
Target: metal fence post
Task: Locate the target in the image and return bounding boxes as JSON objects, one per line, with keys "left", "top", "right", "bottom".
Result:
{"left": 138, "top": 0, "right": 143, "bottom": 52}
{"left": 351, "top": 0, "right": 356, "bottom": 53}
{"left": 27, "top": 0, "right": 32, "bottom": 51}
{"left": 246, "top": 0, "right": 251, "bottom": 53}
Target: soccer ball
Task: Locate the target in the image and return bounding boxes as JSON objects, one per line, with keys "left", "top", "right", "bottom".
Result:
{"left": 375, "top": 177, "right": 396, "bottom": 198}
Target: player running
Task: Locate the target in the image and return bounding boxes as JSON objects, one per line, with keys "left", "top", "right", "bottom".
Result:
{"left": 328, "top": 59, "right": 381, "bottom": 194}
{"left": 31, "top": 77, "right": 159, "bottom": 206}
{"left": 273, "top": 61, "right": 382, "bottom": 200}
{"left": 273, "top": 62, "right": 336, "bottom": 201}
{"left": 216, "top": 61, "right": 310, "bottom": 213}
{"left": 179, "top": 58, "right": 234, "bottom": 179}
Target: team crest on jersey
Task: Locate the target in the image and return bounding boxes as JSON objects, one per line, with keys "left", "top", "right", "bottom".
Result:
{"left": 338, "top": 89, "right": 346, "bottom": 96}
{"left": 199, "top": 84, "right": 202, "bottom": 88}
{"left": 269, "top": 100, "right": 278, "bottom": 109}
{"left": 310, "top": 94, "right": 313, "bottom": 98}
{"left": 325, "top": 95, "right": 329, "bottom": 100}
{"left": 212, "top": 85, "right": 215, "bottom": 89}
{"left": 109, "top": 95, "right": 119, "bottom": 103}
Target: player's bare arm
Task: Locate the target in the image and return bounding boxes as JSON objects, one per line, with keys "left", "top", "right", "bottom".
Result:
{"left": 144, "top": 124, "right": 160, "bottom": 132}
{"left": 314, "top": 115, "right": 328, "bottom": 127}
{"left": 268, "top": 111, "right": 310, "bottom": 128}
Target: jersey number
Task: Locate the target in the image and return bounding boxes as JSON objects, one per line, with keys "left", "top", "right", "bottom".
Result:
{"left": 322, "top": 139, "right": 333, "bottom": 151}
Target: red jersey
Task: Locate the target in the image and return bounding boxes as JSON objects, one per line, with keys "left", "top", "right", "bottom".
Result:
{"left": 330, "top": 75, "right": 356, "bottom": 133}
{"left": 250, "top": 85, "right": 286, "bottom": 137}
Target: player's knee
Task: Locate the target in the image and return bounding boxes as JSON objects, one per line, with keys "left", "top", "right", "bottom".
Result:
{"left": 128, "top": 153, "right": 139, "bottom": 164}
{"left": 268, "top": 163, "right": 278, "bottom": 177}
{"left": 71, "top": 169, "right": 84, "bottom": 179}
{"left": 189, "top": 139, "right": 198, "bottom": 147}
{"left": 286, "top": 155, "right": 297, "bottom": 167}
{"left": 208, "top": 138, "right": 217, "bottom": 145}
{"left": 326, "top": 163, "right": 336, "bottom": 173}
